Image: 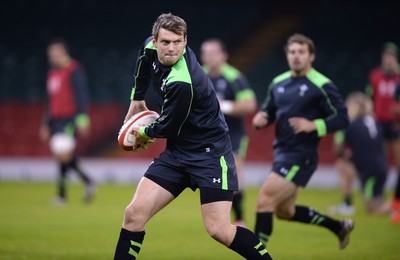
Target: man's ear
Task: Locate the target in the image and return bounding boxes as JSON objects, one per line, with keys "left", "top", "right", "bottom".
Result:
{"left": 152, "top": 36, "right": 157, "bottom": 48}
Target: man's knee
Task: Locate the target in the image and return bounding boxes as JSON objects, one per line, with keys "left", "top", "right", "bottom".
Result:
{"left": 275, "top": 206, "right": 295, "bottom": 219}
{"left": 204, "top": 222, "right": 235, "bottom": 245}
{"left": 123, "top": 203, "right": 146, "bottom": 230}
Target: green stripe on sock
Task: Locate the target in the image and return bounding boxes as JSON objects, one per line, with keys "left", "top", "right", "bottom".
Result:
{"left": 128, "top": 240, "right": 142, "bottom": 257}
{"left": 254, "top": 242, "right": 268, "bottom": 256}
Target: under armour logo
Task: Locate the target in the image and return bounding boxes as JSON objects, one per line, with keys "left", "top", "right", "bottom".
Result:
{"left": 280, "top": 167, "right": 288, "bottom": 175}
{"left": 213, "top": 178, "right": 221, "bottom": 183}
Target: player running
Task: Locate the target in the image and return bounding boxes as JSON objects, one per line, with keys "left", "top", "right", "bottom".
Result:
{"left": 113, "top": 13, "right": 272, "bottom": 259}
{"left": 252, "top": 33, "right": 354, "bottom": 250}
{"left": 201, "top": 38, "right": 257, "bottom": 227}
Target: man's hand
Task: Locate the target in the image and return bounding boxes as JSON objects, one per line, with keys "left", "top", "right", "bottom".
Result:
{"left": 130, "top": 126, "right": 155, "bottom": 151}
{"left": 288, "top": 117, "right": 316, "bottom": 134}
{"left": 124, "top": 100, "right": 149, "bottom": 123}
{"left": 77, "top": 125, "right": 90, "bottom": 138}
{"left": 39, "top": 125, "right": 50, "bottom": 142}
{"left": 252, "top": 111, "right": 268, "bottom": 129}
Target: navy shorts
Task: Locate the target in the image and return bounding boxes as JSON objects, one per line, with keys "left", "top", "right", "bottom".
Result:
{"left": 49, "top": 117, "right": 77, "bottom": 137}
{"left": 144, "top": 150, "right": 238, "bottom": 203}
{"left": 358, "top": 169, "right": 387, "bottom": 199}
{"left": 379, "top": 121, "right": 400, "bottom": 141}
{"left": 272, "top": 157, "right": 318, "bottom": 187}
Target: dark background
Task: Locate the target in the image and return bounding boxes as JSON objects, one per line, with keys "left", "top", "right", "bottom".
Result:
{"left": 0, "top": 0, "right": 399, "bottom": 159}
{"left": 1, "top": 0, "right": 399, "bottom": 104}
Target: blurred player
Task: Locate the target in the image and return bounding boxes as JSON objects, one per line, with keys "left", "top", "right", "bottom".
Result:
{"left": 113, "top": 13, "right": 271, "bottom": 259}
{"left": 336, "top": 92, "right": 391, "bottom": 214}
{"left": 366, "top": 42, "right": 400, "bottom": 223}
{"left": 252, "top": 33, "right": 354, "bottom": 250}
{"left": 39, "top": 38, "right": 95, "bottom": 205}
{"left": 328, "top": 130, "right": 357, "bottom": 216}
{"left": 200, "top": 38, "right": 257, "bottom": 227}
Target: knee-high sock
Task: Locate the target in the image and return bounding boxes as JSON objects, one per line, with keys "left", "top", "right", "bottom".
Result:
{"left": 290, "top": 205, "right": 341, "bottom": 234}
{"left": 229, "top": 226, "right": 272, "bottom": 259}
{"left": 69, "top": 157, "right": 91, "bottom": 184}
{"left": 254, "top": 212, "right": 273, "bottom": 246}
{"left": 114, "top": 228, "right": 145, "bottom": 260}
{"left": 58, "top": 162, "right": 68, "bottom": 199}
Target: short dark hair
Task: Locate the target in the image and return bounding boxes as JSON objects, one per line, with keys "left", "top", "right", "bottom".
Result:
{"left": 202, "top": 38, "right": 228, "bottom": 54}
{"left": 285, "top": 33, "right": 316, "bottom": 55}
{"left": 152, "top": 13, "right": 187, "bottom": 40}
{"left": 48, "top": 37, "right": 70, "bottom": 53}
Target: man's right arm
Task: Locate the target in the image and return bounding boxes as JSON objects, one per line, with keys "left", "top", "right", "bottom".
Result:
{"left": 125, "top": 38, "right": 152, "bottom": 122}
{"left": 252, "top": 82, "right": 275, "bottom": 129}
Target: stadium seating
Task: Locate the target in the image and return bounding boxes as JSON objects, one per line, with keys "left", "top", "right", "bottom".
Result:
{"left": 0, "top": 101, "right": 124, "bottom": 157}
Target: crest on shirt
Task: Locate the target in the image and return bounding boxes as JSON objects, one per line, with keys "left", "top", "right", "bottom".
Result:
{"left": 299, "top": 84, "right": 309, "bottom": 96}
{"left": 277, "top": 86, "right": 285, "bottom": 94}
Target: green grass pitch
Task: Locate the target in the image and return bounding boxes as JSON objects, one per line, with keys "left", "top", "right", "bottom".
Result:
{"left": 0, "top": 181, "right": 399, "bottom": 259}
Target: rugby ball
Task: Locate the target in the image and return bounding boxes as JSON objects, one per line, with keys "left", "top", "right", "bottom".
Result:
{"left": 118, "top": 110, "right": 159, "bottom": 151}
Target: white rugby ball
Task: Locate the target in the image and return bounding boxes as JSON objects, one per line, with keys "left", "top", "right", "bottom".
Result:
{"left": 118, "top": 110, "right": 159, "bottom": 151}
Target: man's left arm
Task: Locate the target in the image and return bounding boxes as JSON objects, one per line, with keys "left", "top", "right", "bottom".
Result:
{"left": 220, "top": 77, "right": 256, "bottom": 117}
{"left": 139, "top": 82, "right": 193, "bottom": 140}
{"left": 289, "top": 83, "right": 349, "bottom": 136}
{"left": 71, "top": 65, "right": 90, "bottom": 133}
{"left": 314, "top": 83, "right": 349, "bottom": 137}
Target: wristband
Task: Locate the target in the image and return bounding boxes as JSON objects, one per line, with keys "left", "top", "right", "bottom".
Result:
{"left": 220, "top": 101, "right": 234, "bottom": 115}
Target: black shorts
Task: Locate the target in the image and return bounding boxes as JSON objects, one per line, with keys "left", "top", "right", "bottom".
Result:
{"left": 358, "top": 170, "right": 387, "bottom": 199}
{"left": 272, "top": 158, "right": 318, "bottom": 187}
{"left": 379, "top": 121, "right": 400, "bottom": 141}
{"left": 230, "top": 134, "right": 249, "bottom": 159}
{"left": 144, "top": 151, "right": 238, "bottom": 204}
{"left": 49, "top": 117, "right": 76, "bottom": 136}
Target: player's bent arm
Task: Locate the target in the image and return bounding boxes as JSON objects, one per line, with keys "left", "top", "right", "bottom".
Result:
{"left": 124, "top": 100, "right": 149, "bottom": 123}
{"left": 221, "top": 98, "right": 257, "bottom": 117}
{"left": 252, "top": 111, "right": 269, "bottom": 130}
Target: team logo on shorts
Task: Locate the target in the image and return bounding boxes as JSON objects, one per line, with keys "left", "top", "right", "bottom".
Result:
{"left": 279, "top": 167, "right": 288, "bottom": 175}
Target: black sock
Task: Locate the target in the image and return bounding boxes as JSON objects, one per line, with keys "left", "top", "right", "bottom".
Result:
{"left": 58, "top": 163, "right": 68, "bottom": 199}
{"left": 254, "top": 212, "right": 273, "bottom": 246}
{"left": 229, "top": 226, "right": 272, "bottom": 259}
{"left": 290, "top": 205, "right": 342, "bottom": 234}
{"left": 69, "top": 157, "right": 91, "bottom": 184}
{"left": 232, "top": 191, "right": 244, "bottom": 221}
{"left": 114, "top": 228, "right": 145, "bottom": 260}
{"left": 395, "top": 170, "right": 400, "bottom": 199}
{"left": 344, "top": 195, "right": 353, "bottom": 206}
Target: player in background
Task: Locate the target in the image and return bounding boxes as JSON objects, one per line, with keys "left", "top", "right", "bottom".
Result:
{"left": 113, "top": 13, "right": 272, "bottom": 259}
{"left": 328, "top": 130, "right": 357, "bottom": 216}
{"left": 200, "top": 38, "right": 257, "bottom": 227}
{"left": 335, "top": 92, "right": 391, "bottom": 214}
{"left": 252, "top": 33, "right": 354, "bottom": 250}
{"left": 366, "top": 42, "right": 400, "bottom": 223}
{"left": 39, "top": 38, "right": 95, "bottom": 205}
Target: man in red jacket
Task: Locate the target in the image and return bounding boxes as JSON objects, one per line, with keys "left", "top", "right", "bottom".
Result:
{"left": 39, "top": 38, "right": 95, "bottom": 205}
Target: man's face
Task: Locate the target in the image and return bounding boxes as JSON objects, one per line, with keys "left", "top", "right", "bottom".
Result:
{"left": 153, "top": 28, "right": 187, "bottom": 66}
{"left": 286, "top": 42, "right": 314, "bottom": 75}
{"left": 200, "top": 41, "right": 227, "bottom": 70}
{"left": 381, "top": 52, "right": 398, "bottom": 73}
{"left": 47, "top": 43, "right": 68, "bottom": 68}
